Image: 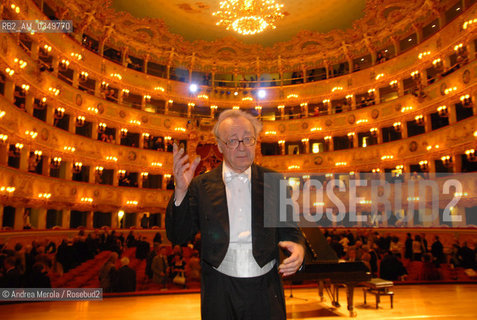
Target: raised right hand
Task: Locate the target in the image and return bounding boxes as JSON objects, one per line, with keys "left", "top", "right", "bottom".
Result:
{"left": 173, "top": 143, "right": 200, "bottom": 203}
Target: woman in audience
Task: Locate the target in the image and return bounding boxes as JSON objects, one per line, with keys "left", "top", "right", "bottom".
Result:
{"left": 170, "top": 253, "right": 186, "bottom": 287}
{"left": 99, "top": 252, "right": 118, "bottom": 293}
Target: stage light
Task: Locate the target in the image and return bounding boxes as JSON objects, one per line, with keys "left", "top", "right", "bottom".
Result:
{"left": 189, "top": 84, "right": 198, "bottom": 93}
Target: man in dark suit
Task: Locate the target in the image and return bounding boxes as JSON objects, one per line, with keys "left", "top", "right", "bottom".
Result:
{"left": 114, "top": 257, "right": 136, "bottom": 292}
{"left": 166, "top": 110, "right": 305, "bottom": 319}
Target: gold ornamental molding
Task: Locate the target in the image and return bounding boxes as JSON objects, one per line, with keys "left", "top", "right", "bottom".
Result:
{"left": 0, "top": 165, "right": 172, "bottom": 212}
{"left": 42, "top": 0, "right": 464, "bottom": 72}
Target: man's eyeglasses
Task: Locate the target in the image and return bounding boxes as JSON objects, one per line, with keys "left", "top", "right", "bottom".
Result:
{"left": 220, "top": 137, "right": 256, "bottom": 149}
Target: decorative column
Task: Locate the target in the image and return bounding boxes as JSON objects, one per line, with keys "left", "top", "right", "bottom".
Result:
{"left": 41, "top": 155, "right": 50, "bottom": 176}
{"left": 0, "top": 141, "right": 7, "bottom": 166}
{"left": 353, "top": 133, "right": 359, "bottom": 148}
{"left": 448, "top": 104, "right": 457, "bottom": 125}
{"left": 24, "top": 93, "right": 34, "bottom": 115}
{"left": 19, "top": 145, "right": 30, "bottom": 172}
{"left": 325, "top": 136, "right": 334, "bottom": 152}
{"left": 400, "top": 121, "right": 408, "bottom": 139}
{"left": 377, "top": 129, "right": 383, "bottom": 145}
{"left": 391, "top": 36, "right": 400, "bottom": 56}
{"left": 111, "top": 211, "right": 119, "bottom": 229}
{"left": 72, "top": 69, "right": 80, "bottom": 89}
{"left": 62, "top": 209, "right": 71, "bottom": 229}
{"left": 452, "top": 153, "right": 462, "bottom": 173}
{"left": 64, "top": 161, "right": 73, "bottom": 181}
{"left": 51, "top": 55, "right": 59, "bottom": 77}
{"left": 278, "top": 140, "right": 286, "bottom": 155}
{"left": 91, "top": 120, "right": 98, "bottom": 141}
{"left": 113, "top": 169, "right": 119, "bottom": 186}
{"left": 302, "top": 138, "right": 309, "bottom": 154}
{"left": 412, "top": 23, "right": 423, "bottom": 44}
{"left": 4, "top": 79, "right": 15, "bottom": 103}
{"left": 118, "top": 90, "right": 124, "bottom": 105}
{"left": 14, "top": 207, "right": 25, "bottom": 230}
{"left": 45, "top": 103, "right": 54, "bottom": 126}
{"left": 424, "top": 114, "right": 432, "bottom": 133}
{"left": 87, "top": 211, "right": 94, "bottom": 229}
{"left": 68, "top": 115, "right": 76, "bottom": 133}
{"left": 143, "top": 54, "right": 149, "bottom": 73}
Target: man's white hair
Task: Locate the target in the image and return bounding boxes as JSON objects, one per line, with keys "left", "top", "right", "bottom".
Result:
{"left": 212, "top": 109, "right": 262, "bottom": 141}
{"left": 120, "top": 257, "right": 130, "bottom": 266}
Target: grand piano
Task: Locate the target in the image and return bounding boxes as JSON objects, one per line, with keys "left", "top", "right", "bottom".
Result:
{"left": 287, "top": 227, "right": 372, "bottom": 317}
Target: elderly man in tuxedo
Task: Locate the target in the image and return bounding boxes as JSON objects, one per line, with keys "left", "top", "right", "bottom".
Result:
{"left": 166, "top": 109, "right": 305, "bottom": 319}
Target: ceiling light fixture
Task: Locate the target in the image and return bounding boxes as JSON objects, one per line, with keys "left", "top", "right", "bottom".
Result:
{"left": 212, "top": 0, "right": 284, "bottom": 36}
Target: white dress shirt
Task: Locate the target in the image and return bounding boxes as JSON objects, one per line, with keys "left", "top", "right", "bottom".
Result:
{"left": 215, "top": 163, "right": 275, "bottom": 278}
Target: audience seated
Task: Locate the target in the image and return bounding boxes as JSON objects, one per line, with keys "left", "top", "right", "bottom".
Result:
{"left": 0, "top": 228, "right": 476, "bottom": 294}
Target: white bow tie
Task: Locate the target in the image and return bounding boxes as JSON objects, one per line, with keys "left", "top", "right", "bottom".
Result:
{"left": 224, "top": 171, "right": 249, "bottom": 184}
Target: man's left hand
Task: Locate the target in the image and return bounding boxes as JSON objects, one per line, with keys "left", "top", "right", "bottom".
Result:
{"left": 278, "top": 241, "right": 305, "bottom": 277}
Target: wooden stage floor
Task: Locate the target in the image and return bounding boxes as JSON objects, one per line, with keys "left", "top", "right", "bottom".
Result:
{"left": 0, "top": 284, "right": 476, "bottom": 319}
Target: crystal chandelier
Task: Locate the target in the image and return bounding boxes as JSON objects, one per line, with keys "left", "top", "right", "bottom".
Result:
{"left": 212, "top": 0, "right": 284, "bottom": 35}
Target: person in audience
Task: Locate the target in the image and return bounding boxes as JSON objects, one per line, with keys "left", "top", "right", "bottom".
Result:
{"left": 34, "top": 246, "right": 52, "bottom": 270}
{"left": 126, "top": 231, "right": 137, "bottom": 248}
{"left": 474, "top": 241, "right": 477, "bottom": 268}
{"left": 404, "top": 233, "right": 413, "bottom": 260}
{"left": 106, "top": 89, "right": 117, "bottom": 102}
{"left": 168, "top": 245, "right": 183, "bottom": 266}
{"left": 153, "top": 232, "right": 162, "bottom": 245}
{"left": 13, "top": 243, "right": 26, "bottom": 275}
{"left": 339, "top": 234, "right": 350, "bottom": 253}
{"left": 359, "top": 245, "right": 372, "bottom": 273}
{"left": 135, "top": 236, "right": 150, "bottom": 260}
{"left": 380, "top": 251, "right": 408, "bottom": 281}
{"left": 413, "top": 235, "right": 423, "bottom": 261}
{"left": 56, "top": 240, "right": 77, "bottom": 273}
{"left": 151, "top": 246, "right": 169, "bottom": 288}
{"left": 99, "top": 252, "right": 118, "bottom": 293}
{"left": 390, "top": 236, "right": 402, "bottom": 257}
{"left": 146, "top": 242, "right": 159, "bottom": 281}
{"left": 140, "top": 214, "right": 149, "bottom": 229}
{"left": 329, "top": 236, "right": 344, "bottom": 258}
{"left": 313, "top": 106, "right": 320, "bottom": 117}
{"left": 186, "top": 250, "right": 201, "bottom": 282}
{"left": 1, "top": 256, "right": 23, "bottom": 288}
{"left": 26, "top": 262, "right": 51, "bottom": 288}
{"left": 155, "top": 137, "right": 165, "bottom": 151}
{"left": 420, "top": 233, "right": 428, "bottom": 253}
{"left": 459, "top": 242, "right": 476, "bottom": 269}
{"left": 45, "top": 239, "right": 57, "bottom": 254}
{"left": 449, "top": 243, "right": 462, "bottom": 267}
{"left": 170, "top": 253, "right": 186, "bottom": 287}
{"left": 431, "top": 235, "right": 444, "bottom": 267}
{"left": 114, "top": 257, "right": 136, "bottom": 292}
{"left": 422, "top": 253, "right": 441, "bottom": 280}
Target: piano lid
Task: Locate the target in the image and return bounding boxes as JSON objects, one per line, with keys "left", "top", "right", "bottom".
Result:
{"left": 301, "top": 227, "right": 339, "bottom": 263}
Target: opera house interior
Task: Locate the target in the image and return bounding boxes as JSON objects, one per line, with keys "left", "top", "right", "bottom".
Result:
{"left": 0, "top": 0, "right": 477, "bottom": 319}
